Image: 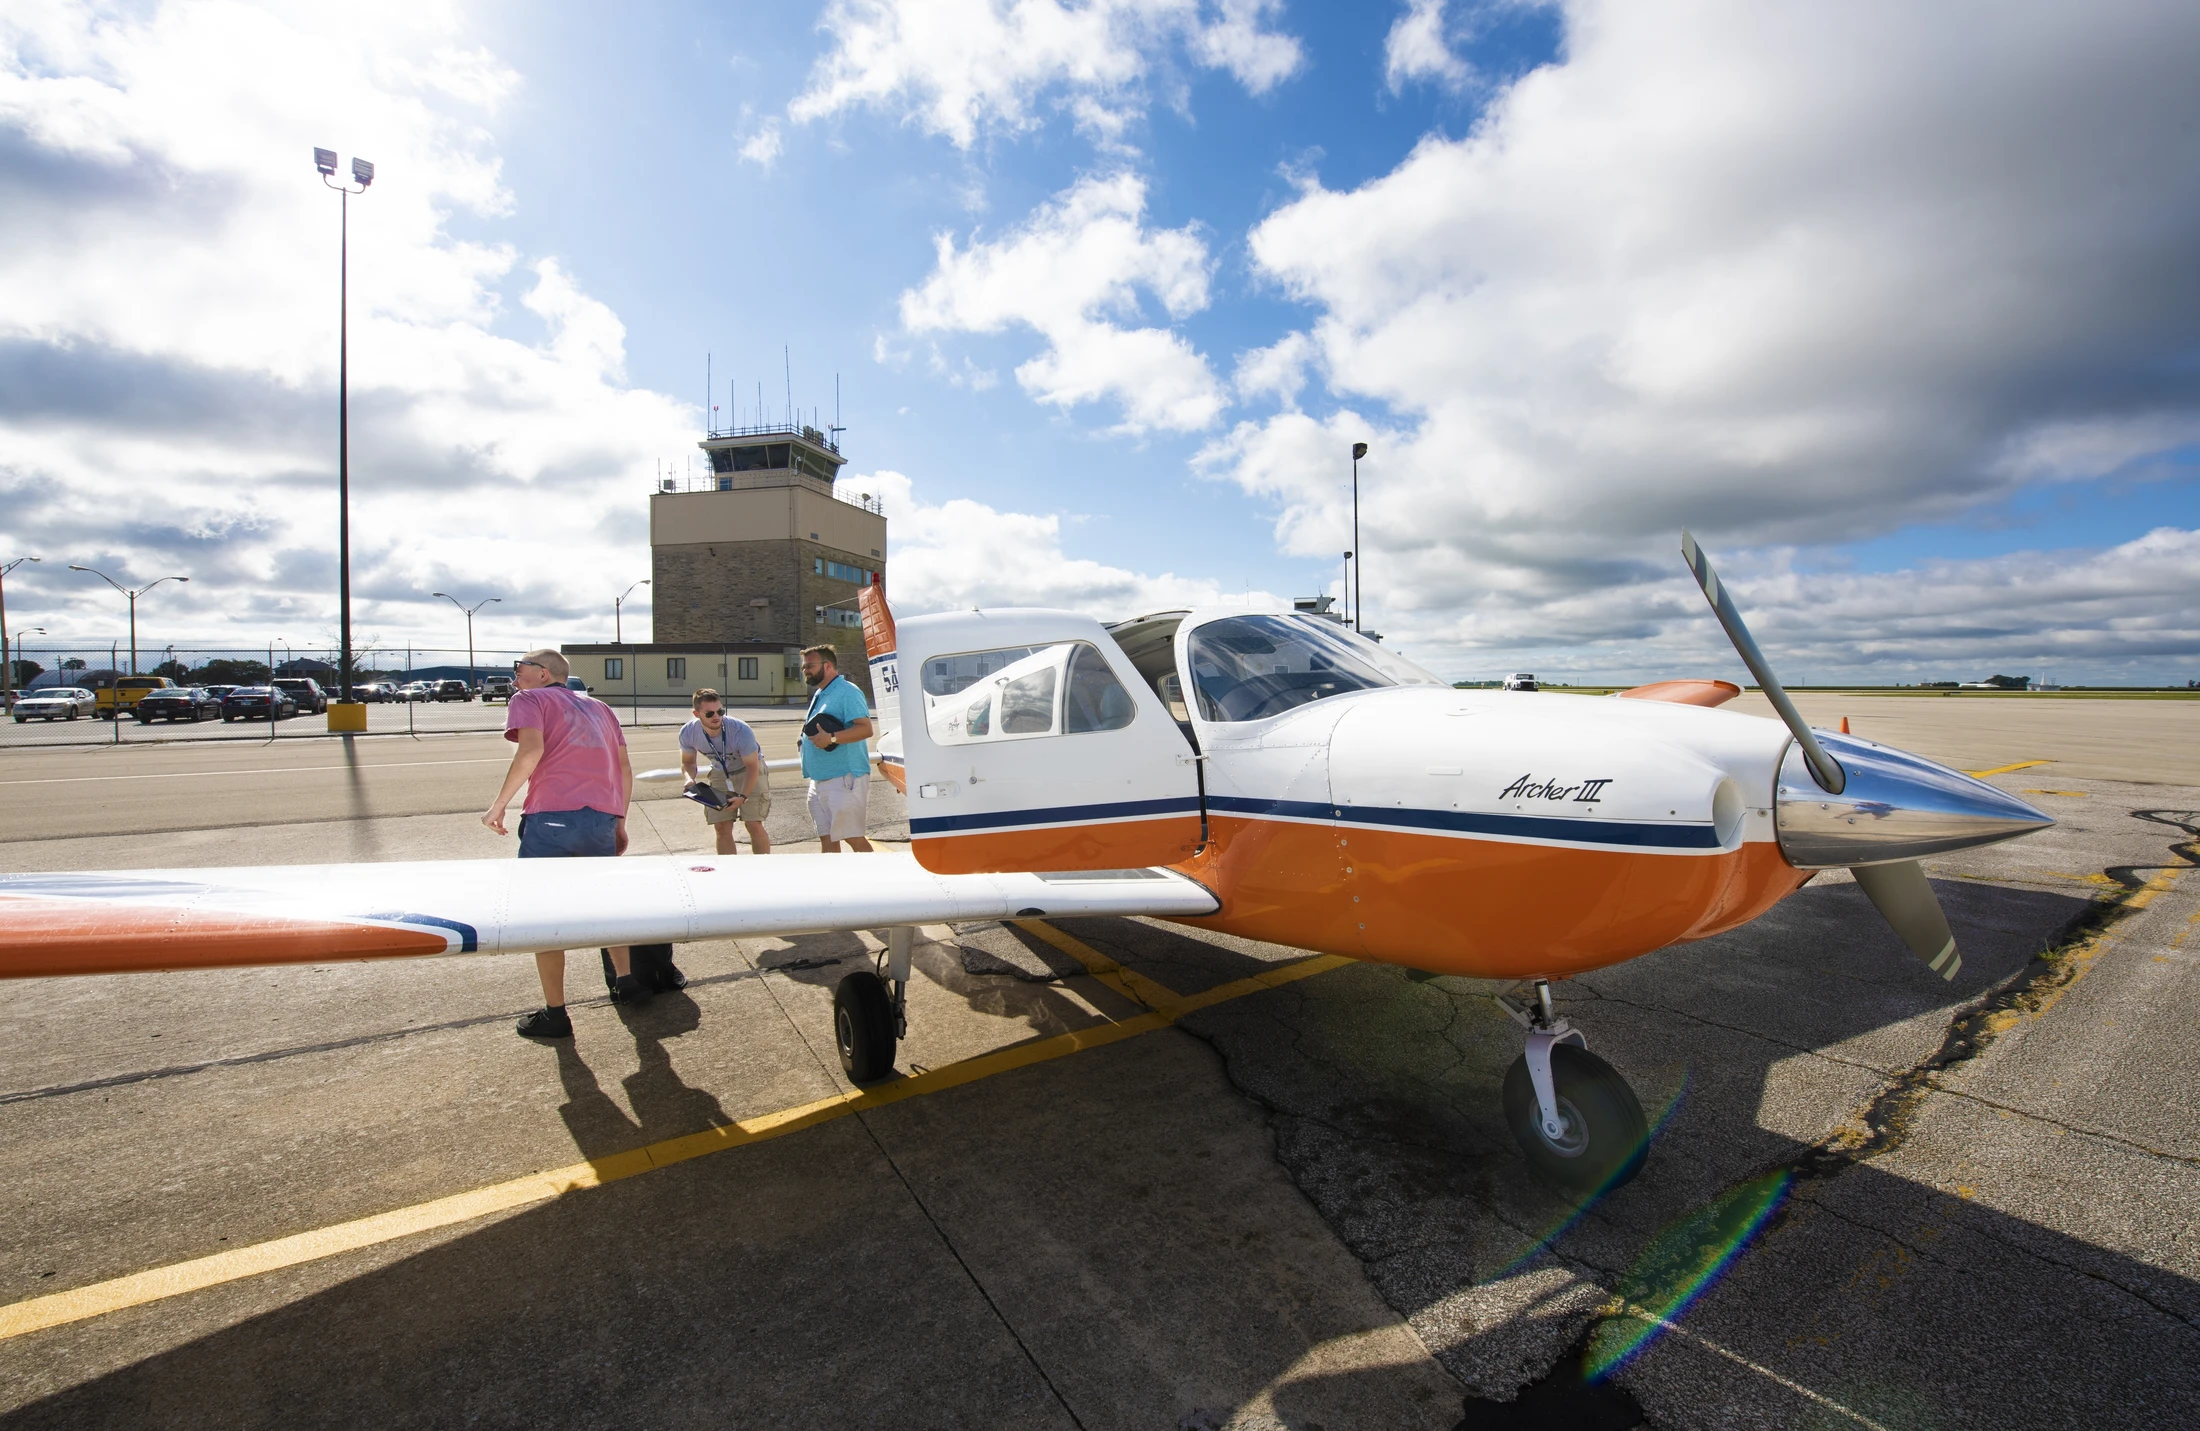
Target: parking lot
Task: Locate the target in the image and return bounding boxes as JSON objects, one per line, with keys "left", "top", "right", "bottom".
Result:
{"left": 0, "top": 696, "right": 2194, "bottom": 1428}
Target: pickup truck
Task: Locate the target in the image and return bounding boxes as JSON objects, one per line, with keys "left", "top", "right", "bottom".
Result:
{"left": 94, "top": 675, "right": 176, "bottom": 718}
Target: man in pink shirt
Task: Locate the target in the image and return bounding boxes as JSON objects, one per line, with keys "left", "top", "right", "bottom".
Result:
{"left": 482, "top": 647, "right": 638, "bottom": 1038}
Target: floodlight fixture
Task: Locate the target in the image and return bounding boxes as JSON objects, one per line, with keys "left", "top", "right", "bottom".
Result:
{"left": 314, "top": 147, "right": 338, "bottom": 176}
{"left": 351, "top": 157, "right": 374, "bottom": 188}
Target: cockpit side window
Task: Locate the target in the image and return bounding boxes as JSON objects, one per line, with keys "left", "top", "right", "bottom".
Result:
{"left": 1185, "top": 614, "right": 1400, "bottom": 721}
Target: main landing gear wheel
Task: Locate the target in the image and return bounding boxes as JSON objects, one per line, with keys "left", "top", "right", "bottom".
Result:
{"left": 1502, "top": 1043, "right": 1648, "bottom": 1194}
{"left": 834, "top": 971, "right": 897, "bottom": 1083}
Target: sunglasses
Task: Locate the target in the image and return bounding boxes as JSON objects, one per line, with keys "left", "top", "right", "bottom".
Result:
{"left": 514, "top": 660, "right": 545, "bottom": 672}
{"left": 698, "top": 710, "right": 723, "bottom": 719}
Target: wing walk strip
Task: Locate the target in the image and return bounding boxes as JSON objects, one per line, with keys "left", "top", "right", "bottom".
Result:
{"left": 0, "top": 937, "right": 1351, "bottom": 1344}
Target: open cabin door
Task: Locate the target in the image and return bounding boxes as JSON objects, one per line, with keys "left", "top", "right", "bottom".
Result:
{"left": 897, "top": 609, "right": 1203, "bottom": 875}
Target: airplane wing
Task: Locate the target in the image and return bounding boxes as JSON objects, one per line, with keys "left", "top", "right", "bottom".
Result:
{"left": 0, "top": 855, "right": 1220, "bottom": 979}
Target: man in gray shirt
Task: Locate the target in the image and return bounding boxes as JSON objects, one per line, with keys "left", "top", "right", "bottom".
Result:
{"left": 679, "top": 688, "right": 770, "bottom": 854}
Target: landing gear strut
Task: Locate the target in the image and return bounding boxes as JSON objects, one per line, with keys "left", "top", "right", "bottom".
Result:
{"left": 834, "top": 926, "right": 912, "bottom": 1084}
{"left": 1497, "top": 980, "right": 1649, "bottom": 1193}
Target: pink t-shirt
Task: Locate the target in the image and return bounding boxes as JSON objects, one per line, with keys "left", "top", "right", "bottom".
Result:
{"left": 506, "top": 686, "right": 629, "bottom": 816}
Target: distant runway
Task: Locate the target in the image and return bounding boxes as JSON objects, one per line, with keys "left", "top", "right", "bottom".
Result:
{"left": 0, "top": 698, "right": 2193, "bottom": 1428}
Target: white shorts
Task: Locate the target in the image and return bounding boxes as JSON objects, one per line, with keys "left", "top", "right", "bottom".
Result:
{"left": 807, "top": 774, "right": 869, "bottom": 842}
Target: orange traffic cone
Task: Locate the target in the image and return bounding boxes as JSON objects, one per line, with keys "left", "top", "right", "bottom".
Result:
{"left": 1840, "top": 717, "right": 1850, "bottom": 734}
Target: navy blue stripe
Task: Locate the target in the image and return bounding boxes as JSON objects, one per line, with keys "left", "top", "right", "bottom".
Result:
{"left": 363, "top": 911, "right": 480, "bottom": 953}
{"left": 1207, "top": 794, "right": 1718, "bottom": 850}
{"left": 910, "top": 795, "right": 1202, "bottom": 836}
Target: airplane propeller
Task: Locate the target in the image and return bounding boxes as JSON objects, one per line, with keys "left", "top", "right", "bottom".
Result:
{"left": 1680, "top": 531, "right": 1962, "bottom": 981}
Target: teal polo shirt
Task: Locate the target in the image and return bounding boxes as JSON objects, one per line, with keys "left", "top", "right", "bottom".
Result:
{"left": 801, "top": 674, "right": 873, "bottom": 780}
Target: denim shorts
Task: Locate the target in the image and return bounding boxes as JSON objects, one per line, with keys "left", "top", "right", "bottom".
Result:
{"left": 517, "top": 807, "right": 620, "bottom": 858}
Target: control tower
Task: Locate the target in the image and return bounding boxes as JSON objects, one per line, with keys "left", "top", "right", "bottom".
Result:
{"left": 649, "top": 422, "right": 887, "bottom": 694}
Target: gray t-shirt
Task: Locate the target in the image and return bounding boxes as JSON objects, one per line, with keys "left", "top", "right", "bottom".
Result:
{"left": 679, "top": 716, "right": 760, "bottom": 785}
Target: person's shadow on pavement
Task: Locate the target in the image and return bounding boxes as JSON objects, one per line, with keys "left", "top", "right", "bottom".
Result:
{"left": 548, "top": 989, "right": 730, "bottom": 1161}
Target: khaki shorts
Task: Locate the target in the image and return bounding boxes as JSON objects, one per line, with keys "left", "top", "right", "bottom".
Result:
{"left": 703, "top": 769, "right": 772, "bottom": 826}
{"left": 807, "top": 773, "right": 869, "bottom": 841}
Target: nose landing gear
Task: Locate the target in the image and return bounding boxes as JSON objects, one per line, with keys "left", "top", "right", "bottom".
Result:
{"left": 1497, "top": 980, "right": 1649, "bottom": 1193}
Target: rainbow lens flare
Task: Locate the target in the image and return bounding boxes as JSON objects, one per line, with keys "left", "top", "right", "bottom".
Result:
{"left": 1585, "top": 1170, "right": 1792, "bottom": 1380}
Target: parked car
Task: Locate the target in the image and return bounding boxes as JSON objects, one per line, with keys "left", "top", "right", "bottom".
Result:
{"left": 396, "top": 681, "right": 430, "bottom": 702}
{"left": 94, "top": 675, "right": 176, "bottom": 718}
{"left": 202, "top": 685, "right": 240, "bottom": 702}
{"left": 430, "top": 679, "right": 472, "bottom": 702}
{"left": 564, "top": 677, "right": 592, "bottom": 695}
{"left": 272, "top": 678, "right": 328, "bottom": 714}
{"left": 1503, "top": 673, "right": 1540, "bottom": 692}
{"left": 477, "top": 674, "right": 514, "bottom": 703}
{"left": 12, "top": 687, "right": 98, "bottom": 722}
{"left": 221, "top": 687, "right": 298, "bottom": 722}
{"left": 355, "top": 682, "right": 400, "bottom": 703}
{"left": 135, "top": 687, "right": 221, "bottom": 723}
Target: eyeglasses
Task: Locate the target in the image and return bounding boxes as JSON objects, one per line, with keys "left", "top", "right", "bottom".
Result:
{"left": 698, "top": 710, "right": 723, "bottom": 719}
{"left": 513, "top": 660, "right": 544, "bottom": 672}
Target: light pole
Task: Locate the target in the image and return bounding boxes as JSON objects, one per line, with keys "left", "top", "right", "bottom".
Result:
{"left": 1, "top": 554, "right": 38, "bottom": 708}
{"left": 1341, "top": 551, "right": 1352, "bottom": 627}
{"left": 315, "top": 146, "right": 374, "bottom": 704}
{"left": 432, "top": 592, "right": 500, "bottom": 696}
{"left": 614, "top": 579, "right": 650, "bottom": 644}
{"left": 1350, "top": 442, "right": 1368, "bottom": 634}
{"left": 10, "top": 626, "right": 44, "bottom": 702}
{"left": 68, "top": 566, "right": 188, "bottom": 675}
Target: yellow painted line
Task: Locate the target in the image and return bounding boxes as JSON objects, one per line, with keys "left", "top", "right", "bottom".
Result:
{"left": 2022, "top": 790, "right": 2089, "bottom": 798}
{"left": 0, "top": 757, "right": 510, "bottom": 787}
{"left": 1963, "top": 760, "right": 2051, "bottom": 777}
{"left": 0, "top": 949, "right": 1351, "bottom": 1343}
{"left": 1015, "top": 918, "right": 1186, "bottom": 1008}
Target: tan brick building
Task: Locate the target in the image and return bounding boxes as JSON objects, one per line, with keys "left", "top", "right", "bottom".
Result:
{"left": 644, "top": 424, "right": 888, "bottom": 699}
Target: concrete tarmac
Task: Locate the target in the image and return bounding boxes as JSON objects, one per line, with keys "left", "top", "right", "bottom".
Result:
{"left": 0, "top": 696, "right": 2194, "bottom": 1428}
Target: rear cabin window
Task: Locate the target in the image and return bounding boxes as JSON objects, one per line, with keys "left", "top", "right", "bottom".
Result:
{"left": 923, "top": 641, "right": 1136, "bottom": 745}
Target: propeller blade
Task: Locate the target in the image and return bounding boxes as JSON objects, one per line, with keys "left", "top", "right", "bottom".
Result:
{"left": 1679, "top": 530, "right": 1845, "bottom": 794}
{"left": 635, "top": 767, "right": 687, "bottom": 782}
{"left": 1851, "top": 860, "right": 1961, "bottom": 980}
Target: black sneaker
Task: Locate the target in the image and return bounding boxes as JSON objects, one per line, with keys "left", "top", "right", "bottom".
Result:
{"left": 517, "top": 1006, "right": 572, "bottom": 1039}
{"left": 612, "top": 974, "right": 652, "bottom": 1007}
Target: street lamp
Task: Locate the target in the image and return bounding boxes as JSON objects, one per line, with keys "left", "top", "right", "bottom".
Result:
{"left": 1, "top": 554, "right": 38, "bottom": 708}
{"left": 1350, "top": 442, "right": 1369, "bottom": 634}
{"left": 68, "top": 565, "right": 188, "bottom": 675}
{"left": 614, "top": 580, "right": 650, "bottom": 644}
{"left": 1341, "top": 552, "right": 1353, "bottom": 627}
{"left": 315, "top": 146, "right": 374, "bottom": 703}
{"left": 432, "top": 592, "right": 500, "bottom": 696}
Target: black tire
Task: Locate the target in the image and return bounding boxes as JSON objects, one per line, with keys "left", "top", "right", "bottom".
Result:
{"left": 833, "top": 971, "right": 897, "bottom": 1083}
{"left": 1502, "top": 1043, "right": 1649, "bottom": 1194}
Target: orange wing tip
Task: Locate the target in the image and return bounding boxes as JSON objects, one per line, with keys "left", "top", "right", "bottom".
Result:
{"left": 1615, "top": 679, "right": 1742, "bottom": 708}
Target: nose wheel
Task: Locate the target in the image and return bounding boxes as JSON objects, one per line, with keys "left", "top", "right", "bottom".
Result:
{"left": 1497, "top": 981, "right": 1649, "bottom": 1193}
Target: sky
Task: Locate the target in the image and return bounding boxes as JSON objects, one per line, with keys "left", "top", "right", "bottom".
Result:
{"left": 3, "top": 0, "right": 2199, "bottom": 685}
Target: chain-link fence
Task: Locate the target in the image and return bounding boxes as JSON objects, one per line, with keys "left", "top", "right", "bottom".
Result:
{"left": 1, "top": 644, "right": 775, "bottom": 748}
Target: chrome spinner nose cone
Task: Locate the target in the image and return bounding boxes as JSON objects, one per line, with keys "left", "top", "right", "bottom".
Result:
{"left": 1775, "top": 731, "right": 2055, "bottom": 869}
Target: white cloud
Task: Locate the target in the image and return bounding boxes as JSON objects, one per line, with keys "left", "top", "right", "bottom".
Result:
{"left": 1199, "top": 0, "right": 2200, "bottom": 680}
{"left": 839, "top": 468, "right": 1278, "bottom": 616}
{"left": 1384, "top": 0, "right": 1471, "bottom": 94}
{"left": 0, "top": 1, "right": 693, "bottom": 652}
{"left": 738, "top": 120, "right": 783, "bottom": 167}
{"left": 1232, "top": 330, "right": 1314, "bottom": 409}
{"left": 900, "top": 171, "right": 1224, "bottom": 431}
{"left": 788, "top": 0, "right": 1303, "bottom": 149}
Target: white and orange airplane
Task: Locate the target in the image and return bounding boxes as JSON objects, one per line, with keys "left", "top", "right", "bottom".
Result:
{"left": 0, "top": 535, "right": 2050, "bottom": 1192}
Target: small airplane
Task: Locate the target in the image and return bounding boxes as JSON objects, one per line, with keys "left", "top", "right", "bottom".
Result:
{"left": 0, "top": 534, "right": 2051, "bottom": 1194}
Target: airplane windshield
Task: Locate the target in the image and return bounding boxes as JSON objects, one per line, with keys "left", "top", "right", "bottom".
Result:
{"left": 1186, "top": 614, "right": 1407, "bottom": 722}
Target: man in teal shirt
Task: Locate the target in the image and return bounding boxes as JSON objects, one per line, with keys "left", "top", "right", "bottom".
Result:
{"left": 800, "top": 644, "right": 875, "bottom": 852}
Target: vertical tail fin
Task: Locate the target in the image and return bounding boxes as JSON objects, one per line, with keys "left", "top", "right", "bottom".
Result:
{"left": 858, "top": 577, "right": 905, "bottom": 791}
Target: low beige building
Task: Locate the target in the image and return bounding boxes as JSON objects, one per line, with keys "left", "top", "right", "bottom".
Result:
{"left": 560, "top": 642, "right": 803, "bottom": 707}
